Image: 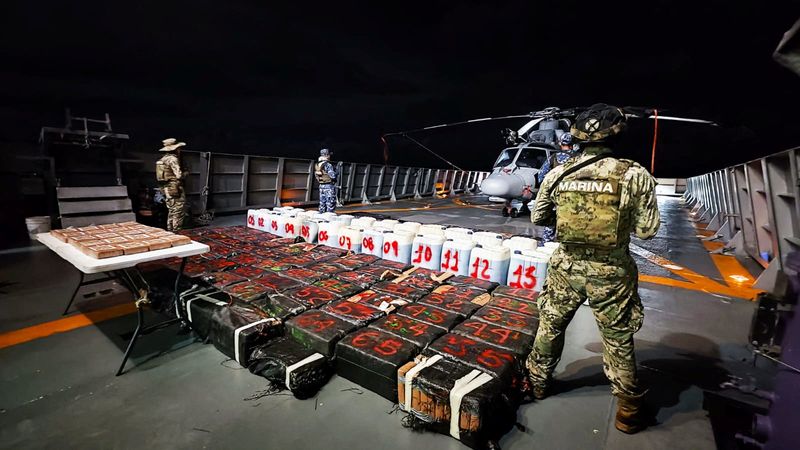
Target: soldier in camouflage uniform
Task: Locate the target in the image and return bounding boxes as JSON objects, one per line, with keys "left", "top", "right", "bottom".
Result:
{"left": 156, "top": 138, "right": 188, "bottom": 231}
{"left": 538, "top": 133, "right": 576, "bottom": 243}
{"left": 315, "top": 148, "right": 338, "bottom": 213}
{"left": 527, "top": 104, "right": 660, "bottom": 434}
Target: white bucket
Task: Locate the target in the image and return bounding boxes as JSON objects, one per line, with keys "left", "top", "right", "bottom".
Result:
{"left": 382, "top": 230, "right": 415, "bottom": 264}
{"left": 468, "top": 245, "right": 511, "bottom": 284}
{"left": 444, "top": 227, "right": 474, "bottom": 241}
{"left": 350, "top": 216, "right": 377, "bottom": 230}
{"left": 508, "top": 250, "right": 548, "bottom": 291}
{"left": 301, "top": 219, "right": 323, "bottom": 243}
{"left": 394, "top": 221, "right": 421, "bottom": 234}
{"left": 411, "top": 234, "right": 446, "bottom": 270}
{"left": 473, "top": 231, "right": 504, "bottom": 248}
{"left": 338, "top": 226, "right": 363, "bottom": 252}
{"left": 418, "top": 224, "right": 447, "bottom": 237}
{"left": 317, "top": 221, "right": 343, "bottom": 248}
{"left": 362, "top": 228, "right": 389, "bottom": 257}
{"left": 503, "top": 236, "right": 538, "bottom": 253}
{"left": 440, "top": 239, "right": 476, "bottom": 276}
{"left": 26, "top": 216, "right": 50, "bottom": 240}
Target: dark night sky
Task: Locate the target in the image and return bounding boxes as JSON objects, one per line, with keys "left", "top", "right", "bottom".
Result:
{"left": 2, "top": 0, "right": 800, "bottom": 176}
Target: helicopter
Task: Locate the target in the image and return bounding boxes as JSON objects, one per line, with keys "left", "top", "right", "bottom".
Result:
{"left": 382, "top": 106, "right": 717, "bottom": 217}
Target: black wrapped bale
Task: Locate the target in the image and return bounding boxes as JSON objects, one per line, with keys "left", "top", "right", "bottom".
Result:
{"left": 446, "top": 276, "right": 498, "bottom": 293}
{"left": 360, "top": 265, "right": 400, "bottom": 281}
{"left": 209, "top": 304, "right": 283, "bottom": 366}
{"left": 330, "top": 256, "right": 368, "bottom": 271}
{"left": 425, "top": 333, "right": 517, "bottom": 381}
{"left": 221, "top": 281, "right": 272, "bottom": 303}
{"left": 398, "top": 356, "right": 517, "bottom": 450}
{"left": 335, "top": 328, "right": 420, "bottom": 401}
{"left": 184, "top": 289, "right": 230, "bottom": 339}
{"left": 277, "top": 253, "right": 320, "bottom": 268}
{"left": 321, "top": 300, "right": 385, "bottom": 327}
{"left": 248, "top": 336, "right": 332, "bottom": 399}
{"left": 283, "top": 285, "right": 341, "bottom": 308}
{"left": 252, "top": 272, "right": 304, "bottom": 293}
{"left": 340, "top": 253, "right": 379, "bottom": 264}
{"left": 312, "top": 278, "right": 364, "bottom": 298}
{"left": 398, "top": 304, "right": 463, "bottom": 331}
{"left": 206, "top": 271, "right": 247, "bottom": 289}
{"left": 453, "top": 319, "right": 534, "bottom": 355}
{"left": 396, "top": 274, "right": 439, "bottom": 292}
{"left": 487, "top": 296, "right": 539, "bottom": 317}
{"left": 418, "top": 287, "right": 492, "bottom": 319}
{"left": 230, "top": 265, "right": 270, "bottom": 281}
{"left": 305, "top": 262, "right": 348, "bottom": 276}
{"left": 369, "top": 314, "right": 447, "bottom": 349}
{"left": 333, "top": 270, "right": 382, "bottom": 289}
{"left": 282, "top": 267, "right": 332, "bottom": 284}
{"left": 230, "top": 254, "right": 265, "bottom": 266}
{"left": 373, "top": 259, "right": 412, "bottom": 272}
{"left": 472, "top": 306, "right": 538, "bottom": 336}
{"left": 372, "top": 281, "right": 428, "bottom": 301}
{"left": 491, "top": 285, "right": 539, "bottom": 303}
{"left": 285, "top": 310, "right": 358, "bottom": 356}
{"left": 253, "top": 257, "right": 281, "bottom": 270}
{"left": 345, "top": 290, "right": 410, "bottom": 313}
{"left": 251, "top": 294, "right": 307, "bottom": 320}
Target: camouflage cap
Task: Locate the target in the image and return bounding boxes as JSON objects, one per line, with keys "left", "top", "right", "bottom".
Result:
{"left": 570, "top": 104, "right": 627, "bottom": 142}
{"left": 160, "top": 138, "right": 186, "bottom": 152}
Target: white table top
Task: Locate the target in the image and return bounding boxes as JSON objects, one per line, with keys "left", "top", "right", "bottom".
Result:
{"left": 37, "top": 233, "right": 209, "bottom": 274}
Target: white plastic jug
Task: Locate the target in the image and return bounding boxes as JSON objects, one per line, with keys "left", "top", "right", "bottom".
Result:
{"left": 321, "top": 212, "right": 338, "bottom": 221}
{"left": 373, "top": 219, "right": 399, "bottom": 231}
{"left": 411, "top": 234, "right": 446, "bottom": 271}
{"left": 444, "top": 227, "right": 474, "bottom": 241}
{"left": 543, "top": 242, "right": 560, "bottom": 250}
{"left": 394, "top": 221, "right": 421, "bottom": 235}
{"left": 468, "top": 245, "right": 511, "bottom": 284}
{"left": 282, "top": 216, "right": 303, "bottom": 239}
{"left": 249, "top": 209, "right": 271, "bottom": 232}
{"left": 300, "top": 219, "right": 322, "bottom": 243}
{"left": 382, "top": 230, "right": 415, "bottom": 264}
{"left": 418, "top": 224, "right": 446, "bottom": 237}
{"left": 266, "top": 212, "right": 287, "bottom": 236}
{"left": 338, "top": 226, "right": 363, "bottom": 252}
{"left": 508, "top": 250, "right": 548, "bottom": 292}
{"left": 473, "top": 231, "right": 504, "bottom": 248}
{"left": 440, "top": 239, "right": 476, "bottom": 276}
{"left": 317, "top": 221, "right": 343, "bottom": 248}
{"left": 362, "top": 228, "right": 389, "bottom": 257}
{"left": 334, "top": 214, "right": 354, "bottom": 226}
{"left": 295, "top": 210, "right": 316, "bottom": 222}
{"left": 502, "top": 236, "right": 538, "bottom": 253}
{"left": 350, "top": 216, "right": 376, "bottom": 230}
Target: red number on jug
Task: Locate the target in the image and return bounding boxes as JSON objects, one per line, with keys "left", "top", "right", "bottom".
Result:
{"left": 270, "top": 220, "right": 278, "bottom": 231}
{"left": 338, "top": 235, "right": 352, "bottom": 249}
{"left": 510, "top": 265, "right": 537, "bottom": 289}
{"left": 301, "top": 225, "right": 310, "bottom": 238}
{"left": 285, "top": 223, "right": 295, "bottom": 235}
{"left": 470, "top": 258, "right": 491, "bottom": 280}
{"left": 319, "top": 231, "right": 329, "bottom": 242}
{"left": 412, "top": 245, "right": 433, "bottom": 264}
{"left": 363, "top": 236, "right": 375, "bottom": 251}
{"left": 441, "top": 249, "right": 460, "bottom": 272}
{"left": 383, "top": 240, "right": 399, "bottom": 257}
{"left": 248, "top": 215, "right": 255, "bottom": 225}
{"left": 258, "top": 217, "right": 265, "bottom": 227}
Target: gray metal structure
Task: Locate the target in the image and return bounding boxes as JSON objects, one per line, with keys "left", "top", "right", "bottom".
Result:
{"left": 117, "top": 150, "right": 490, "bottom": 215}
{"left": 685, "top": 147, "right": 800, "bottom": 293}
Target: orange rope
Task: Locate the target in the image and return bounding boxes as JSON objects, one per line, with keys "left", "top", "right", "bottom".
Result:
{"left": 650, "top": 108, "right": 658, "bottom": 174}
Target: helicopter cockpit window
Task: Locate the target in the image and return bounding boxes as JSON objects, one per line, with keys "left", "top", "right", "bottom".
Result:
{"left": 493, "top": 149, "right": 516, "bottom": 168}
{"left": 515, "top": 148, "right": 545, "bottom": 168}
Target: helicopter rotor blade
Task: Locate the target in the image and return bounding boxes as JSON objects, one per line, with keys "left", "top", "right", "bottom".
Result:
{"left": 382, "top": 114, "right": 535, "bottom": 137}
{"left": 644, "top": 115, "right": 719, "bottom": 126}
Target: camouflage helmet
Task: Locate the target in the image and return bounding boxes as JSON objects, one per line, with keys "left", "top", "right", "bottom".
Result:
{"left": 570, "top": 104, "right": 627, "bottom": 142}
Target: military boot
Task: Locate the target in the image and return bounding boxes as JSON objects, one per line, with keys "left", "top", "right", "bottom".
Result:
{"left": 615, "top": 393, "right": 646, "bottom": 434}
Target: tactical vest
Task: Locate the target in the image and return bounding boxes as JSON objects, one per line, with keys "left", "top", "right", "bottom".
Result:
{"left": 156, "top": 156, "right": 178, "bottom": 182}
{"left": 315, "top": 161, "right": 333, "bottom": 184}
{"left": 554, "top": 158, "right": 632, "bottom": 248}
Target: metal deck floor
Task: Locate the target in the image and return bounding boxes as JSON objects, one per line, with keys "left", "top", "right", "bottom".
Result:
{"left": 0, "top": 196, "right": 764, "bottom": 450}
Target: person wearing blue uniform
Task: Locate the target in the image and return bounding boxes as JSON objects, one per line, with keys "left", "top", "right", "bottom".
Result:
{"left": 538, "top": 133, "right": 576, "bottom": 243}
{"left": 315, "top": 148, "right": 338, "bottom": 213}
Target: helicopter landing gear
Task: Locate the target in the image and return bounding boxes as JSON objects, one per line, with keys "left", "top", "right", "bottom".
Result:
{"left": 501, "top": 201, "right": 519, "bottom": 218}
{"left": 510, "top": 208, "right": 519, "bottom": 218}
{"left": 502, "top": 207, "right": 510, "bottom": 217}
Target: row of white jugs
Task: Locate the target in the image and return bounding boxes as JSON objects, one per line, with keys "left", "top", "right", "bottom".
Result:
{"left": 246, "top": 207, "right": 557, "bottom": 291}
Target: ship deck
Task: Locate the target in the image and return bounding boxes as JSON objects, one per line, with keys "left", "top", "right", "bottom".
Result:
{"left": 0, "top": 195, "right": 769, "bottom": 450}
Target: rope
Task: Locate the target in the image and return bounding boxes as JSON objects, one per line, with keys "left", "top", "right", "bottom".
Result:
{"left": 399, "top": 134, "right": 465, "bottom": 171}
{"left": 650, "top": 108, "right": 658, "bottom": 174}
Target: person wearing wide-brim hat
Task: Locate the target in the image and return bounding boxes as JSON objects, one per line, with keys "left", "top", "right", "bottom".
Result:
{"left": 156, "top": 138, "right": 188, "bottom": 231}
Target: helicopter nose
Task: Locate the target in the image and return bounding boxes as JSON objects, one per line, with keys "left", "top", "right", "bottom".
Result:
{"left": 480, "top": 176, "right": 512, "bottom": 196}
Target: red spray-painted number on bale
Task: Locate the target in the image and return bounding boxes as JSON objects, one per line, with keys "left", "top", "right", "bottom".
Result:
{"left": 412, "top": 245, "right": 433, "bottom": 264}
{"left": 470, "top": 258, "right": 491, "bottom": 279}
{"left": 440, "top": 334, "right": 477, "bottom": 358}
{"left": 476, "top": 348, "right": 514, "bottom": 369}
{"left": 441, "top": 249, "right": 460, "bottom": 271}
{"left": 350, "top": 330, "right": 404, "bottom": 356}
{"left": 461, "top": 321, "right": 520, "bottom": 345}
{"left": 480, "top": 308, "right": 529, "bottom": 329}
{"left": 296, "top": 313, "right": 335, "bottom": 332}
{"left": 293, "top": 286, "right": 335, "bottom": 302}
{"left": 363, "top": 236, "right": 375, "bottom": 251}
{"left": 510, "top": 265, "right": 537, "bottom": 289}
{"left": 403, "top": 305, "right": 445, "bottom": 324}
{"left": 338, "top": 235, "right": 352, "bottom": 249}
{"left": 319, "top": 231, "right": 329, "bottom": 242}
{"left": 383, "top": 241, "right": 399, "bottom": 257}
{"left": 493, "top": 297, "right": 536, "bottom": 315}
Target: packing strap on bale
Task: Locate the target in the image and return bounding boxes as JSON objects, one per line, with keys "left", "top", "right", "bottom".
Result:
{"left": 234, "top": 318, "right": 280, "bottom": 365}
{"left": 449, "top": 370, "right": 493, "bottom": 439}
{"left": 285, "top": 352, "right": 326, "bottom": 390}
{"left": 186, "top": 295, "right": 227, "bottom": 323}
{"left": 403, "top": 354, "right": 443, "bottom": 411}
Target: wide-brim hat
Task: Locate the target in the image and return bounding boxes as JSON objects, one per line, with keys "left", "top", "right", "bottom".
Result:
{"left": 159, "top": 137, "right": 186, "bottom": 152}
